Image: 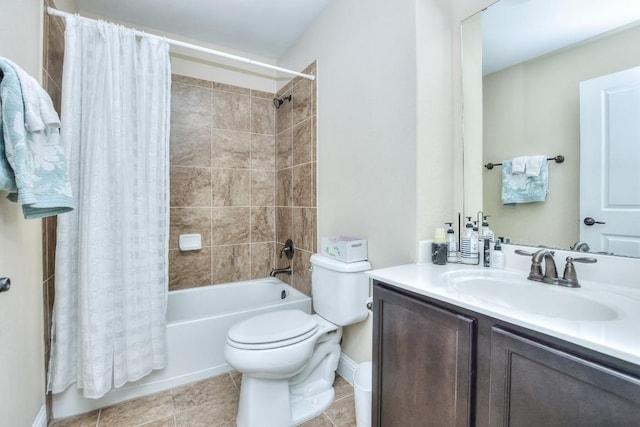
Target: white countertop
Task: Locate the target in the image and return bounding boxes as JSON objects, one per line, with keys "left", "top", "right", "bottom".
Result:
{"left": 367, "top": 262, "right": 640, "bottom": 367}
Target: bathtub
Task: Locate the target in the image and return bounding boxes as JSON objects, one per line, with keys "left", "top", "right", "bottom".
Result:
{"left": 52, "top": 278, "right": 311, "bottom": 419}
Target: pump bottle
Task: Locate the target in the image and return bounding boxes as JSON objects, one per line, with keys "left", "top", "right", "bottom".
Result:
{"left": 460, "top": 217, "right": 478, "bottom": 264}
{"left": 445, "top": 222, "right": 458, "bottom": 263}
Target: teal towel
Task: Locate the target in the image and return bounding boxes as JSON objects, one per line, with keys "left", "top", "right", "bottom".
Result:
{"left": 501, "top": 159, "right": 548, "bottom": 204}
{"left": 0, "top": 58, "right": 74, "bottom": 218}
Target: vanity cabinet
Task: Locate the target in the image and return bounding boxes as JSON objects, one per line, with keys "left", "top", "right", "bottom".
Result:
{"left": 372, "top": 283, "right": 475, "bottom": 427}
{"left": 372, "top": 281, "right": 640, "bottom": 427}
{"left": 489, "top": 327, "right": 640, "bottom": 426}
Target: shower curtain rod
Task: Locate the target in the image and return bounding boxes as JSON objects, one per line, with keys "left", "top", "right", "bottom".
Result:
{"left": 46, "top": 7, "right": 315, "bottom": 81}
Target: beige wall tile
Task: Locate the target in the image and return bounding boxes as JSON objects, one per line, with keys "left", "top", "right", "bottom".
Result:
{"left": 172, "top": 74, "right": 212, "bottom": 88}
{"left": 211, "top": 244, "right": 251, "bottom": 284}
{"left": 211, "top": 169, "right": 250, "bottom": 207}
{"left": 251, "top": 97, "right": 275, "bottom": 135}
{"left": 212, "top": 91, "right": 250, "bottom": 131}
{"left": 169, "top": 248, "right": 212, "bottom": 290}
{"left": 169, "top": 208, "right": 211, "bottom": 250}
{"left": 211, "top": 207, "right": 250, "bottom": 244}
{"left": 250, "top": 134, "right": 275, "bottom": 170}
{"left": 276, "top": 128, "right": 293, "bottom": 170}
{"left": 211, "top": 129, "right": 250, "bottom": 169}
{"left": 250, "top": 243, "right": 275, "bottom": 278}
{"left": 292, "top": 118, "right": 313, "bottom": 166}
{"left": 275, "top": 90, "right": 293, "bottom": 134}
{"left": 171, "top": 84, "right": 211, "bottom": 127}
{"left": 170, "top": 167, "right": 212, "bottom": 207}
{"left": 292, "top": 250, "right": 312, "bottom": 297}
{"left": 293, "top": 77, "right": 313, "bottom": 125}
{"left": 251, "top": 207, "right": 275, "bottom": 243}
{"left": 276, "top": 168, "right": 292, "bottom": 207}
{"left": 251, "top": 170, "right": 275, "bottom": 206}
{"left": 250, "top": 89, "right": 274, "bottom": 99}
{"left": 212, "top": 81, "right": 250, "bottom": 95}
{"left": 170, "top": 124, "right": 211, "bottom": 167}
{"left": 292, "top": 163, "right": 314, "bottom": 207}
{"left": 291, "top": 208, "right": 316, "bottom": 252}
{"left": 276, "top": 207, "right": 292, "bottom": 244}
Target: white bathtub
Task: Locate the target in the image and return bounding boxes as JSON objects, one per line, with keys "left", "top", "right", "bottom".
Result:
{"left": 52, "top": 278, "right": 311, "bottom": 419}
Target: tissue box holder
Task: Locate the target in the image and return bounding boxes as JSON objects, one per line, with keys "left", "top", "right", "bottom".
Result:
{"left": 320, "top": 236, "right": 368, "bottom": 262}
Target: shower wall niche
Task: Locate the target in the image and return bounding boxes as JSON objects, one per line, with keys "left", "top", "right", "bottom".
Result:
{"left": 169, "top": 62, "right": 317, "bottom": 296}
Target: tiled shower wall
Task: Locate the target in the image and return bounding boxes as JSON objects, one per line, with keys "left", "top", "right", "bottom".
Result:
{"left": 169, "top": 62, "right": 317, "bottom": 296}
{"left": 42, "top": 0, "right": 65, "bottom": 422}
{"left": 274, "top": 63, "right": 317, "bottom": 296}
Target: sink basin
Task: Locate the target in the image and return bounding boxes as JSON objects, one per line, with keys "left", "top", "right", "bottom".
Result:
{"left": 440, "top": 270, "right": 618, "bottom": 321}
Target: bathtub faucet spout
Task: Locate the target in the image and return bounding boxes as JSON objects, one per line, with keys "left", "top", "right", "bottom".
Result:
{"left": 270, "top": 266, "right": 292, "bottom": 277}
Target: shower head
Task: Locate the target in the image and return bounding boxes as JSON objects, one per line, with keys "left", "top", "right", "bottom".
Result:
{"left": 273, "top": 94, "right": 292, "bottom": 109}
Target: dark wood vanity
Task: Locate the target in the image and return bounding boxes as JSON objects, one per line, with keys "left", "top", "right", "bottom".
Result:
{"left": 372, "top": 281, "right": 640, "bottom": 427}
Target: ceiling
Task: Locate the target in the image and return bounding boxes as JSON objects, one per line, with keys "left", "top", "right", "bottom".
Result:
{"left": 76, "top": 0, "right": 329, "bottom": 59}
{"left": 482, "top": 0, "right": 640, "bottom": 75}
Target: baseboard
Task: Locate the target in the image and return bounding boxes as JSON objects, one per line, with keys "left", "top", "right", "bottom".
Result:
{"left": 32, "top": 405, "right": 47, "bottom": 427}
{"left": 336, "top": 352, "right": 359, "bottom": 386}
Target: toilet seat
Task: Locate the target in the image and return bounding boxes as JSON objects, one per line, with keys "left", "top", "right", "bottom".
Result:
{"left": 227, "top": 309, "right": 318, "bottom": 350}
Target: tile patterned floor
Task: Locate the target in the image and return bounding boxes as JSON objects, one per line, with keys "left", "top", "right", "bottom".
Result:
{"left": 50, "top": 372, "right": 356, "bottom": 427}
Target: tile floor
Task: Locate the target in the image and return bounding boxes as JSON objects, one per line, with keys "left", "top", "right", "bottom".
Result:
{"left": 50, "top": 372, "right": 356, "bottom": 427}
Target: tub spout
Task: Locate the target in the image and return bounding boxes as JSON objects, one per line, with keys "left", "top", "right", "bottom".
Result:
{"left": 270, "top": 266, "right": 292, "bottom": 277}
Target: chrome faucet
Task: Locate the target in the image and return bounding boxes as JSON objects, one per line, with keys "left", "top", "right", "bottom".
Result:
{"left": 522, "top": 249, "right": 558, "bottom": 283}
{"left": 270, "top": 266, "right": 292, "bottom": 277}
{"left": 570, "top": 241, "right": 590, "bottom": 252}
{"left": 516, "top": 249, "right": 597, "bottom": 288}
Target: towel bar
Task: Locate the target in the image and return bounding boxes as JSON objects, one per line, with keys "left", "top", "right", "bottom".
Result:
{"left": 484, "top": 155, "right": 564, "bottom": 170}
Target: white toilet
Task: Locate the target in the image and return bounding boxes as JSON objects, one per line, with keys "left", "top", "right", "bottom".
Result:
{"left": 224, "top": 254, "right": 371, "bottom": 427}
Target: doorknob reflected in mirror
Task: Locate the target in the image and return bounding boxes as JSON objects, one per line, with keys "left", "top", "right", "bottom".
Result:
{"left": 584, "top": 217, "right": 605, "bottom": 226}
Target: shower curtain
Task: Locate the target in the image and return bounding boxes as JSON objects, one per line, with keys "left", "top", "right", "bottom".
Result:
{"left": 48, "top": 15, "right": 171, "bottom": 399}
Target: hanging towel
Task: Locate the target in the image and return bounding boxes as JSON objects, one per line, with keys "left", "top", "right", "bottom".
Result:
{"left": 501, "top": 159, "right": 548, "bottom": 204}
{"left": 511, "top": 156, "right": 527, "bottom": 174}
{"left": 0, "top": 57, "right": 74, "bottom": 218}
{"left": 525, "top": 155, "right": 546, "bottom": 177}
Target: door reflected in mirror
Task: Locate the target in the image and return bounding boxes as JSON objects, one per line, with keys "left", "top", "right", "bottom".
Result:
{"left": 462, "top": 0, "right": 640, "bottom": 258}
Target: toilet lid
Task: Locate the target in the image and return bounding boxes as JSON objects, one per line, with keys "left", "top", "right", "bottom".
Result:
{"left": 227, "top": 309, "right": 317, "bottom": 346}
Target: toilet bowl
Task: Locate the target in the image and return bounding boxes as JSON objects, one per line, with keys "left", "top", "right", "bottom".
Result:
{"left": 224, "top": 254, "right": 371, "bottom": 427}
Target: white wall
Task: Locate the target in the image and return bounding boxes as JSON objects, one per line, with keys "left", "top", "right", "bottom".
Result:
{"left": 0, "top": 1, "right": 46, "bottom": 425}
{"left": 277, "top": 0, "right": 496, "bottom": 363}
{"left": 277, "top": 0, "right": 418, "bottom": 363}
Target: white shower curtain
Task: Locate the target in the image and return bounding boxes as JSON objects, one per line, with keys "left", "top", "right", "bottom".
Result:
{"left": 48, "top": 15, "right": 171, "bottom": 399}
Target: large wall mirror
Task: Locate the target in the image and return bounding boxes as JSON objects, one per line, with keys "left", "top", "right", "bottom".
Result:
{"left": 462, "top": 0, "right": 640, "bottom": 258}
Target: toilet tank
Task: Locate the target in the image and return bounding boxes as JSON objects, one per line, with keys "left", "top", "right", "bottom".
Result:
{"left": 310, "top": 254, "right": 371, "bottom": 326}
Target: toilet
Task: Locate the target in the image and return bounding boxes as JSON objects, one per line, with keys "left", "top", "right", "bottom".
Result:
{"left": 224, "top": 254, "right": 371, "bottom": 427}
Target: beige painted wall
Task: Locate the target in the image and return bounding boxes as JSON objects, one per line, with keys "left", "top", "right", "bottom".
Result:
{"left": 0, "top": 1, "right": 46, "bottom": 425}
{"left": 482, "top": 24, "right": 640, "bottom": 249}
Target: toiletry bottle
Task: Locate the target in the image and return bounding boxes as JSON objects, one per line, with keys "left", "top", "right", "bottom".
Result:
{"left": 491, "top": 240, "right": 505, "bottom": 269}
{"left": 480, "top": 216, "right": 494, "bottom": 267}
{"left": 481, "top": 215, "right": 495, "bottom": 242}
{"left": 431, "top": 228, "right": 447, "bottom": 265}
{"left": 445, "top": 222, "right": 458, "bottom": 263}
{"left": 460, "top": 217, "right": 478, "bottom": 264}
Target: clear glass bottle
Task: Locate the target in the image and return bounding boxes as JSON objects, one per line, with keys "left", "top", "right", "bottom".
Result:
{"left": 445, "top": 222, "right": 458, "bottom": 263}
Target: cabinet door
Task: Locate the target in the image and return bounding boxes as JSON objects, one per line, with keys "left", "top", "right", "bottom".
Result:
{"left": 489, "top": 327, "right": 640, "bottom": 427}
{"left": 373, "top": 284, "right": 475, "bottom": 427}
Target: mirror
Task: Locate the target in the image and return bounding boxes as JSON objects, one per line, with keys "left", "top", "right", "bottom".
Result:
{"left": 462, "top": 0, "right": 640, "bottom": 257}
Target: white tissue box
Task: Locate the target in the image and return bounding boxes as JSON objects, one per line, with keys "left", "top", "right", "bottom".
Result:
{"left": 320, "top": 236, "right": 368, "bottom": 262}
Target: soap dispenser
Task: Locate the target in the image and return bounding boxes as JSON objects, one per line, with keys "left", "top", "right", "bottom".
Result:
{"left": 461, "top": 217, "right": 478, "bottom": 264}
{"left": 491, "top": 240, "right": 505, "bottom": 269}
{"left": 481, "top": 215, "right": 495, "bottom": 241}
{"left": 445, "top": 222, "right": 458, "bottom": 263}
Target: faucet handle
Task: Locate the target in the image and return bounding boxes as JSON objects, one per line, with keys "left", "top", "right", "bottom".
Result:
{"left": 515, "top": 249, "right": 534, "bottom": 257}
{"left": 561, "top": 256, "right": 597, "bottom": 288}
